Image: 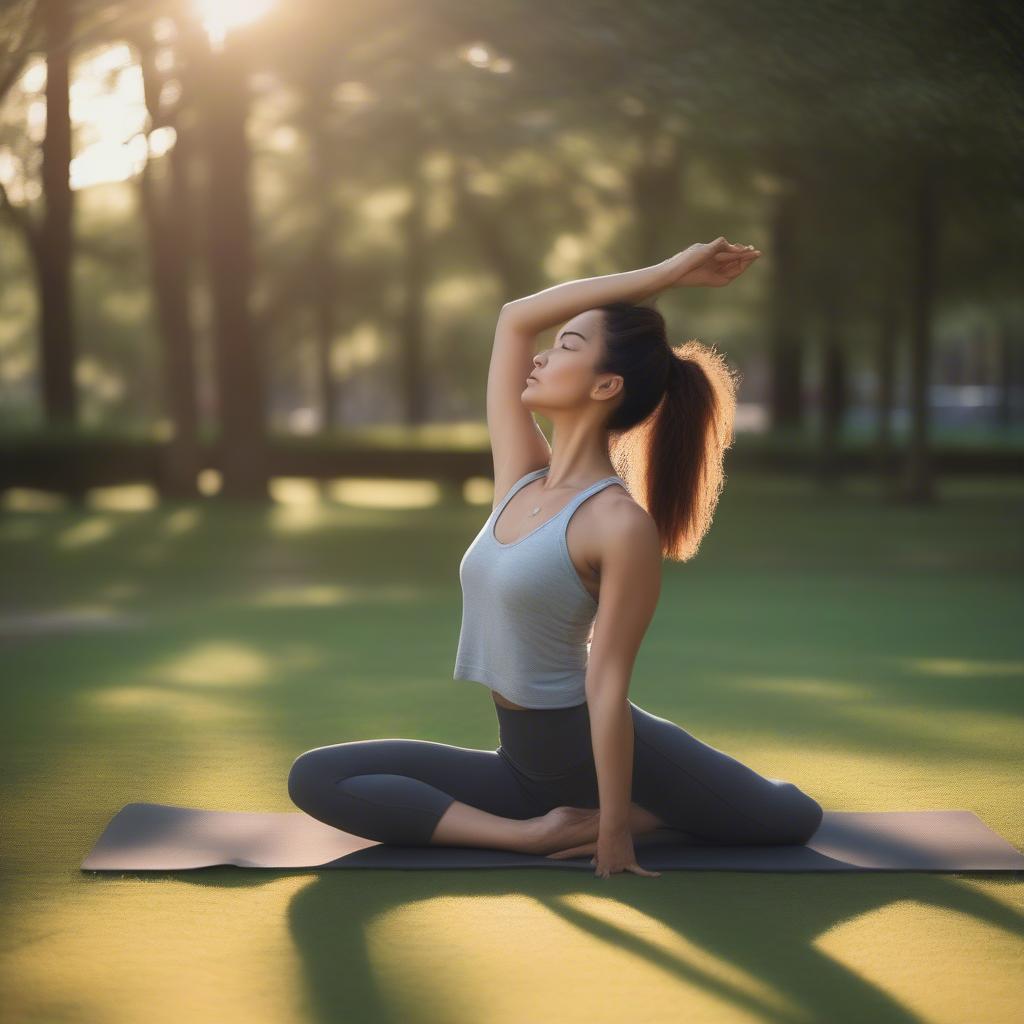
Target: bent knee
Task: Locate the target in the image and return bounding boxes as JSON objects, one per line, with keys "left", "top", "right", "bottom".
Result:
{"left": 287, "top": 751, "right": 311, "bottom": 808}
{"left": 287, "top": 748, "right": 333, "bottom": 810}
{"left": 288, "top": 742, "right": 374, "bottom": 810}
{"left": 774, "top": 783, "right": 824, "bottom": 844}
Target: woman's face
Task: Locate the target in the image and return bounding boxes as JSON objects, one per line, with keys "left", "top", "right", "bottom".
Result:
{"left": 522, "top": 309, "right": 615, "bottom": 413}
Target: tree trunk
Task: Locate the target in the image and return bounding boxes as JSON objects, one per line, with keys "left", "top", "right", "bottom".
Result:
{"left": 628, "top": 116, "right": 687, "bottom": 267}
{"left": 397, "top": 118, "right": 428, "bottom": 425}
{"left": 308, "top": 92, "right": 341, "bottom": 433}
{"left": 37, "top": 0, "right": 76, "bottom": 430}
{"left": 874, "top": 282, "right": 900, "bottom": 495}
{"left": 817, "top": 284, "right": 846, "bottom": 487}
{"left": 994, "top": 315, "right": 1014, "bottom": 432}
{"left": 195, "top": 36, "right": 268, "bottom": 498}
{"left": 134, "top": 29, "right": 202, "bottom": 499}
{"left": 904, "top": 161, "right": 937, "bottom": 502}
{"left": 768, "top": 182, "right": 802, "bottom": 433}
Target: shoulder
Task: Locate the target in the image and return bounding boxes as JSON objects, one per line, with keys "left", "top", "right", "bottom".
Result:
{"left": 587, "top": 488, "right": 661, "bottom": 584}
{"left": 599, "top": 495, "right": 661, "bottom": 562}
{"left": 569, "top": 482, "right": 662, "bottom": 583}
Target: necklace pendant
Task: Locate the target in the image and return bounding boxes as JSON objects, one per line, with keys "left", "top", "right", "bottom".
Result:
{"left": 527, "top": 506, "right": 541, "bottom": 517}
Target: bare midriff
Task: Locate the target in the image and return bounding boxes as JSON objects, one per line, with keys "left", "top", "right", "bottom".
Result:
{"left": 491, "top": 690, "right": 532, "bottom": 711}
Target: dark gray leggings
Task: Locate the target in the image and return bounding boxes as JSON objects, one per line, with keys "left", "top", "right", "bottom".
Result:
{"left": 287, "top": 699, "right": 824, "bottom": 847}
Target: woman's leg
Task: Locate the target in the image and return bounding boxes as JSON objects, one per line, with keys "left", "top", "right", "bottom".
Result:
{"left": 628, "top": 701, "right": 824, "bottom": 845}
{"left": 287, "top": 736, "right": 546, "bottom": 848}
{"left": 287, "top": 731, "right": 670, "bottom": 853}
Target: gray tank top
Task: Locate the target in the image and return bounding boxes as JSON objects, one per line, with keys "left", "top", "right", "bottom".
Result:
{"left": 454, "top": 465, "right": 628, "bottom": 709}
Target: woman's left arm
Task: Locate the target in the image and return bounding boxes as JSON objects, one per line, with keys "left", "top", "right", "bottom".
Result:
{"left": 585, "top": 504, "right": 663, "bottom": 877}
{"left": 500, "top": 238, "right": 758, "bottom": 336}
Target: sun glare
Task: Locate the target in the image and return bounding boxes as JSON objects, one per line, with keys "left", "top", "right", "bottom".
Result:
{"left": 0, "top": 0, "right": 278, "bottom": 196}
{"left": 192, "top": 0, "right": 276, "bottom": 49}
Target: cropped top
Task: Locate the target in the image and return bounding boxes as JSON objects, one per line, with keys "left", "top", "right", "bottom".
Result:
{"left": 453, "top": 465, "right": 628, "bottom": 709}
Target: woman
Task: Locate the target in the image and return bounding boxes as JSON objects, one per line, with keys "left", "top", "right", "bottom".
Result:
{"left": 288, "top": 237, "right": 825, "bottom": 879}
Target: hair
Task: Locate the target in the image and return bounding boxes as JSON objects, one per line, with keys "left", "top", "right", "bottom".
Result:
{"left": 594, "top": 301, "right": 740, "bottom": 562}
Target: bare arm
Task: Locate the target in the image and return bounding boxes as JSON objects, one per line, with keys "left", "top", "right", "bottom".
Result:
{"left": 587, "top": 695, "right": 635, "bottom": 831}
{"left": 486, "top": 238, "right": 759, "bottom": 496}
{"left": 499, "top": 254, "right": 685, "bottom": 335}
{"left": 499, "top": 237, "right": 760, "bottom": 334}
{"left": 487, "top": 250, "right": 684, "bottom": 500}
{"left": 585, "top": 506, "right": 663, "bottom": 835}
{"left": 484, "top": 257, "right": 678, "bottom": 494}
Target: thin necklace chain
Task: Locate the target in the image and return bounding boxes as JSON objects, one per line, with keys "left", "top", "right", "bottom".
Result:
{"left": 509, "top": 468, "right": 614, "bottom": 524}
{"left": 522, "top": 473, "right": 615, "bottom": 519}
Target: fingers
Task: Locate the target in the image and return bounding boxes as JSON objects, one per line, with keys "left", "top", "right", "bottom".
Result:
{"left": 712, "top": 237, "right": 758, "bottom": 252}
{"left": 592, "top": 861, "right": 662, "bottom": 878}
{"left": 547, "top": 846, "right": 660, "bottom": 878}
{"left": 630, "top": 865, "right": 662, "bottom": 877}
{"left": 719, "top": 254, "right": 761, "bottom": 279}
{"left": 727, "top": 260, "right": 757, "bottom": 277}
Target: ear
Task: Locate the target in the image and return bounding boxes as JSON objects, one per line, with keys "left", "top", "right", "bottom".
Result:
{"left": 593, "top": 374, "right": 623, "bottom": 401}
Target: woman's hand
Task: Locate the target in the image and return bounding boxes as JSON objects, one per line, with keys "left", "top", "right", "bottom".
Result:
{"left": 546, "top": 826, "right": 661, "bottom": 879}
{"left": 669, "top": 237, "right": 761, "bottom": 288}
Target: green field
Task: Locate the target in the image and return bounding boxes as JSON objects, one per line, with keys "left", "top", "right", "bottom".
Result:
{"left": 2, "top": 473, "right": 1022, "bottom": 1024}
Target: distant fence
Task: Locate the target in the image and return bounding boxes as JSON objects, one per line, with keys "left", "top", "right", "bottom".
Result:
{"left": 0, "top": 437, "right": 1021, "bottom": 499}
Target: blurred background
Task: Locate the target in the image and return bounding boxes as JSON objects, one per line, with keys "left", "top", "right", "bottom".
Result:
{"left": 0, "top": 0, "right": 1021, "bottom": 505}
{"left": 1, "top": 5, "right": 1023, "bottom": 1022}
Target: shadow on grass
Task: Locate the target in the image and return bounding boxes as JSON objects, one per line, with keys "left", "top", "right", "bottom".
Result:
{"left": 81, "top": 866, "right": 1024, "bottom": 1024}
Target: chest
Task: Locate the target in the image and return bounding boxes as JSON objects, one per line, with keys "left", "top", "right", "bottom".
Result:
{"left": 493, "top": 493, "right": 603, "bottom": 598}
{"left": 461, "top": 514, "right": 600, "bottom": 614}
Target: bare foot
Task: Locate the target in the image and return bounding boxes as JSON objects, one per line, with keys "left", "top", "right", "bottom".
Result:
{"left": 522, "top": 806, "right": 602, "bottom": 856}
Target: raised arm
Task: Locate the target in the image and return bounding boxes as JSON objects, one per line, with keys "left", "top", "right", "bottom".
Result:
{"left": 485, "top": 239, "right": 759, "bottom": 503}
{"left": 499, "top": 237, "right": 759, "bottom": 334}
{"left": 486, "top": 254, "right": 684, "bottom": 499}
{"left": 499, "top": 253, "right": 686, "bottom": 335}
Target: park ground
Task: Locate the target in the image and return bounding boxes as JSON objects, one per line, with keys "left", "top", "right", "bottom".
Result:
{"left": 1, "top": 472, "right": 1022, "bottom": 1024}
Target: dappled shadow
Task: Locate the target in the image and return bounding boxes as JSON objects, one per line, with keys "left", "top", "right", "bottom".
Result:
{"left": 84, "top": 863, "right": 1024, "bottom": 1024}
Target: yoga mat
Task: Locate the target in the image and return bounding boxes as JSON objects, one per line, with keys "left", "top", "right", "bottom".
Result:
{"left": 81, "top": 803, "right": 1024, "bottom": 872}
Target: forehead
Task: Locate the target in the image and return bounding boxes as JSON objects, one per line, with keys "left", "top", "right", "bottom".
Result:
{"left": 560, "top": 309, "right": 604, "bottom": 338}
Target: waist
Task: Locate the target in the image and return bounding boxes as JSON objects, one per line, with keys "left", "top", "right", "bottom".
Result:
{"left": 494, "top": 698, "right": 594, "bottom": 779}
{"left": 491, "top": 690, "right": 532, "bottom": 711}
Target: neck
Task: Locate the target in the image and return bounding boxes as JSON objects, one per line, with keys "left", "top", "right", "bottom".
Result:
{"left": 543, "top": 417, "right": 616, "bottom": 489}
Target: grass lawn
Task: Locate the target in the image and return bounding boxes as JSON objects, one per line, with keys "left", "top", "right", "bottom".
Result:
{"left": 1, "top": 472, "right": 1022, "bottom": 1024}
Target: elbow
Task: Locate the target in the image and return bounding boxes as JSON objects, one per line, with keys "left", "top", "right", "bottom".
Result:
{"left": 499, "top": 298, "right": 528, "bottom": 321}
{"left": 585, "top": 692, "right": 631, "bottom": 713}
{"left": 584, "top": 669, "right": 631, "bottom": 708}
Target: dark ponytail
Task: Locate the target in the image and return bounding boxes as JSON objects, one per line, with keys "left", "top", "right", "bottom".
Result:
{"left": 597, "top": 302, "right": 740, "bottom": 561}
